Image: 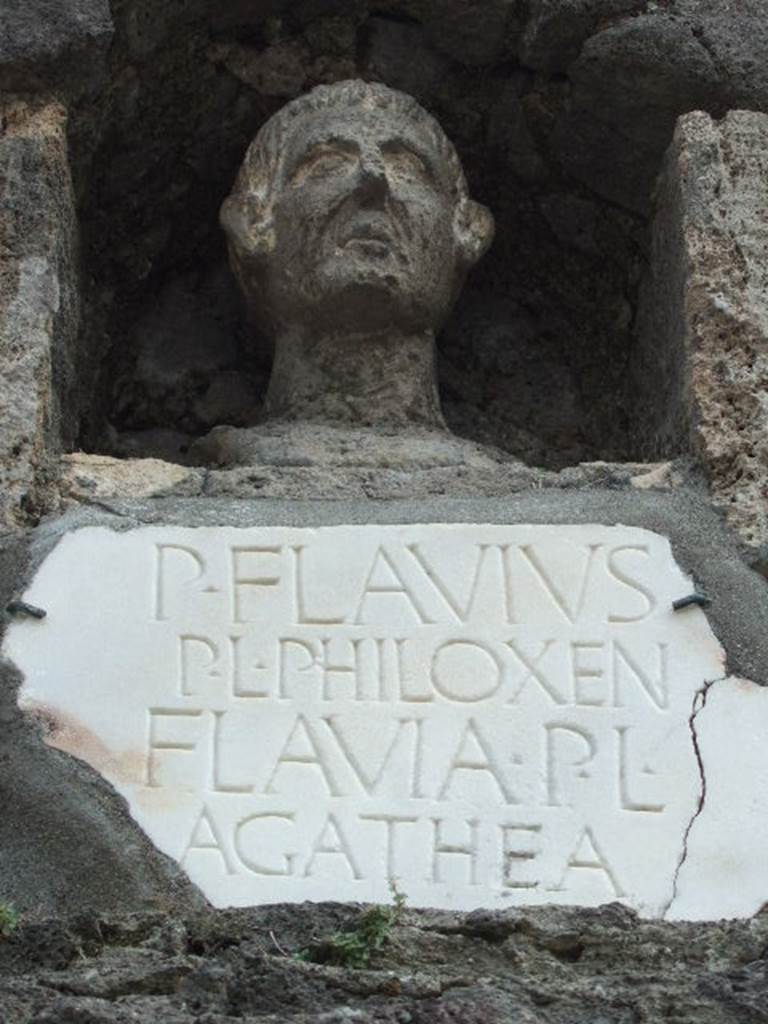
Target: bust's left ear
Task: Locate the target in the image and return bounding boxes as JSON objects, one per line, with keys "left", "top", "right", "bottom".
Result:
{"left": 454, "top": 198, "right": 495, "bottom": 267}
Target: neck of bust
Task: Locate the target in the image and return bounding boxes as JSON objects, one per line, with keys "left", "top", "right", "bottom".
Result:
{"left": 264, "top": 326, "right": 446, "bottom": 429}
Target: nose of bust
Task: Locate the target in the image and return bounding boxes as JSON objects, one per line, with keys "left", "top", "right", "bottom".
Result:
{"left": 354, "top": 151, "right": 389, "bottom": 206}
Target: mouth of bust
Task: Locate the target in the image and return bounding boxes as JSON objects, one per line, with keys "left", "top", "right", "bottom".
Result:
{"left": 342, "top": 237, "right": 392, "bottom": 257}
{"left": 339, "top": 219, "right": 396, "bottom": 249}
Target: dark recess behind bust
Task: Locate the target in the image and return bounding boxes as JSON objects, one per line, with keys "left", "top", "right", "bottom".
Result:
{"left": 22, "top": 0, "right": 766, "bottom": 470}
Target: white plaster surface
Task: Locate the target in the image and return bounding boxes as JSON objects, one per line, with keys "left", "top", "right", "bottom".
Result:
{"left": 5, "top": 524, "right": 726, "bottom": 915}
{"left": 667, "top": 676, "right": 768, "bottom": 921}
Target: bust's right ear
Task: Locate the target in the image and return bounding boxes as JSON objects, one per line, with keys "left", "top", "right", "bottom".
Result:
{"left": 220, "top": 190, "right": 276, "bottom": 263}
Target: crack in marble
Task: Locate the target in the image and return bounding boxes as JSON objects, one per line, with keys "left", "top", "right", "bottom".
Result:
{"left": 662, "top": 675, "right": 724, "bottom": 919}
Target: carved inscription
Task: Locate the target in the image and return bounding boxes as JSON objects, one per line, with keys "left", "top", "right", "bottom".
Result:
{"left": 7, "top": 525, "right": 725, "bottom": 914}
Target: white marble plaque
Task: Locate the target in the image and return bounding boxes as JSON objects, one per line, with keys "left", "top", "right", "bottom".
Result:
{"left": 5, "top": 524, "right": 726, "bottom": 915}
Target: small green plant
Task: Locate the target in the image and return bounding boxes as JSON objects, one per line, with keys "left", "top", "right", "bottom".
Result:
{"left": 302, "top": 881, "right": 406, "bottom": 969}
{"left": 0, "top": 903, "right": 18, "bottom": 939}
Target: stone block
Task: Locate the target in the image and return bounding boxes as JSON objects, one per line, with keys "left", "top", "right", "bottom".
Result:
{"left": 364, "top": 17, "right": 448, "bottom": 101}
{"left": 59, "top": 454, "right": 205, "bottom": 504}
{"left": 0, "top": 0, "right": 113, "bottom": 96}
{"left": 634, "top": 110, "right": 768, "bottom": 549}
{"left": 424, "top": 0, "right": 514, "bottom": 67}
{"left": 0, "top": 96, "right": 80, "bottom": 530}
{"left": 519, "top": 0, "right": 645, "bottom": 74}
{"left": 553, "top": 2, "right": 768, "bottom": 215}
{"left": 555, "top": 14, "right": 721, "bottom": 214}
{"left": 670, "top": 0, "right": 768, "bottom": 111}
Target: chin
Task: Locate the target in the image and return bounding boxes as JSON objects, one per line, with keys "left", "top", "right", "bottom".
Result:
{"left": 297, "top": 258, "right": 452, "bottom": 330}
{"left": 330, "top": 284, "right": 444, "bottom": 333}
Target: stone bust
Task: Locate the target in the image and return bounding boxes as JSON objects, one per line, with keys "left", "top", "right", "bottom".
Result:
{"left": 194, "top": 79, "right": 499, "bottom": 469}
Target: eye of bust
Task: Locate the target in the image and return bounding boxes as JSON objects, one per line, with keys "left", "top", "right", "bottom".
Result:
{"left": 382, "top": 143, "right": 433, "bottom": 185}
{"left": 290, "top": 143, "right": 357, "bottom": 185}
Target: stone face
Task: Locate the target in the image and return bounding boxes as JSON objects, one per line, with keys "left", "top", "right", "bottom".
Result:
{"left": 6, "top": 523, "right": 727, "bottom": 916}
{"left": 0, "top": 96, "right": 79, "bottom": 529}
{"left": 635, "top": 110, "right": 768, "bottom": 549}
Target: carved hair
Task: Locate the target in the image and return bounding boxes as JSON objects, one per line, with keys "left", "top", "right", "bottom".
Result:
{"left": 228, "top": 80, "right": 467, "bottom": 212}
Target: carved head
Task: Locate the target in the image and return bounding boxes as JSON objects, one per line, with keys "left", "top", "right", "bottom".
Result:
{"left": 221, "top": 80, "right": 494, "bottom": 336}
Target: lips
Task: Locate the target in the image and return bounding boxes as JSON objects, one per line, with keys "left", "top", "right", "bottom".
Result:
{"left": 344, "top": 235, "right": 391, "bottom": 250}
{"left": 339, "top": 218, "right": 395, "bottom": 248}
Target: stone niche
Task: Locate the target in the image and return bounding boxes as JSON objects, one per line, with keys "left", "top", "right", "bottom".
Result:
{"left": 4, "top": 3, "right": 768, "bottom": 533}
{"left": 57, "top": 1, "right": 765, "bottom": 480}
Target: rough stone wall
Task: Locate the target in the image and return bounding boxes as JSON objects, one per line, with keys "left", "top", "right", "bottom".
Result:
{"left": 1, "top": 4, "right": 768, "bottom": 1020}
{"left": 0, "top": 96, "right": 79, "bottom": 530}
{"left": 0, "top": 0, "right": 113, "bottom": 98}
{"left": 636, "top": 110, "right": 768, "bottom": 551}
{"left": 2, "top": 902, "right": 768, "bottom": 1024}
